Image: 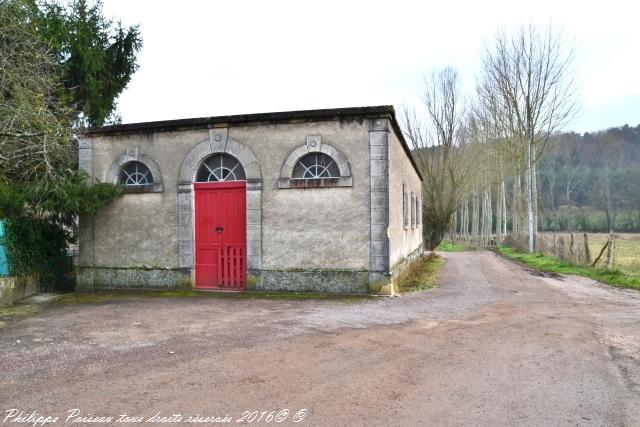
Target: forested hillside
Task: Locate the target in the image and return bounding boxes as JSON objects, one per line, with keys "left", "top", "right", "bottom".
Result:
{"left": 537, "top": 124, "right": 640, "bottom": 232}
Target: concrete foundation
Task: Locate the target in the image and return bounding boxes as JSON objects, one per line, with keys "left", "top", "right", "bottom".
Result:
{"left": 76, "top": 267, "right": 192, "bottom": 291}
{"left": 0, "top": 275, "right": 39, "bottom": 307}
{"left": 76, "top": 267, "right": 371, "bottom": 294}
{"left": 259, "top": 269, "right": 369, "bottom": 294}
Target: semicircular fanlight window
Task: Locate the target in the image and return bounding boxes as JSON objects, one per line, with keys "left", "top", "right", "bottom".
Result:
{"left": 292, "top": 153, "right": 340, "bottom": 179}
{"left": 119, "top": 161, "right": 152, "bottom": 186}
{"left": 196, "top": 154, "right": 246, "bottom": 182}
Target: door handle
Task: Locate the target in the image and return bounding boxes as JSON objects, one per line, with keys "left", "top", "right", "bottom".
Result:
{"left": 215, "top": 226, "right": 224, "bottom": 233}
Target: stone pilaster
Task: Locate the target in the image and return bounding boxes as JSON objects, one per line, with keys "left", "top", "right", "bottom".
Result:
{"left": 77, "top": 137, "right": 94, "bottom": 269}
{"left": 369, "top": 118, "right": 390, "bottom": 283}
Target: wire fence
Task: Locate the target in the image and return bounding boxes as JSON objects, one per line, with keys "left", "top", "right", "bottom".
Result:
{"left": 502, "top": 233, "right": 592, "bottom": 265}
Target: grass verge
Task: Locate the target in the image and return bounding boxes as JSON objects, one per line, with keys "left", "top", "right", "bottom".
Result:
{"left": 437, "top": 241, "right": 468, "bottom": 252}
{"left": 55, "top": 289, "right": 374, "bottom": 305}
{"left": 396, "top": 254, "right": 444, "bottom": 293}
{"left": 496, "top": 245, "right": 640, "bottom": 290}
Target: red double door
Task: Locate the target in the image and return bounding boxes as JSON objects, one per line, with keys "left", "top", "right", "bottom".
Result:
{"left": 194, "top": 181, "right": 246, "bottom": 290}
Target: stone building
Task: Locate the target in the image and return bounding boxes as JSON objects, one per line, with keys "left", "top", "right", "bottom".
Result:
{"left": 77, "top": 106, "right": 423, "bottom": 294}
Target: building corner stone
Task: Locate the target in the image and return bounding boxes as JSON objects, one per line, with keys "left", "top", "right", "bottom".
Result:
{"left": 368, "top": 118, "right": 390, "bottom": 292}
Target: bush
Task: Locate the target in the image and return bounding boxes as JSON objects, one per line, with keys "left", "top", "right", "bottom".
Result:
{"left": 4, "top": 218, "right": 74, "bottom": 291}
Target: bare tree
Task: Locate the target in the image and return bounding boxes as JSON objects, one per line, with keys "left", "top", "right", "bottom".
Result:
{"left": 480, "top": 24, "right": 579, "bottom": 252}
{"left": 402, "top": 68, "right": 473, "bottom": 249}
{"left": 0, "top": 0, "right": 75, "bottom": 191}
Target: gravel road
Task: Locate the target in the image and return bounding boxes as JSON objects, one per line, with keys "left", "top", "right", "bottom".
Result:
{"left": 0, "top": 251, "right": 638, "bottom": 426}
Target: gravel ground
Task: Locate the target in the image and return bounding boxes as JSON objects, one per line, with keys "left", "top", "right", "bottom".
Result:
{"left": 0, "top": 251, "right": 638, "bottom": 426}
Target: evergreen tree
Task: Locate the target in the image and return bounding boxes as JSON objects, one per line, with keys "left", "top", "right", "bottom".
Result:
{"left": 37, "top": 0, "right": 142, "bottom": 127}
{"left": 0, "top": 0, "right": 124, "bottom": 289}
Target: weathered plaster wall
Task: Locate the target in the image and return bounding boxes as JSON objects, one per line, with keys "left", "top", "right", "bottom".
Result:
{"left": 89, "top": 130, "right": 209, "bottom": 268}
{"left": 388, "top": 128, "right": 423, "bottom": 268}
{"left": 228, "top": 120, "right": 371, "bottom": 270}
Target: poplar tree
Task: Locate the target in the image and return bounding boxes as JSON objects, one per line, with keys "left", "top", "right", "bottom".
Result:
{"left": 402, "top": 68, "right": 473, "bottom": 249}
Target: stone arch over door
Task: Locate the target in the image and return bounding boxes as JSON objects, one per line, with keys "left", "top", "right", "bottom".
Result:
{"left": 178, "top": 129, "right": 262, "bottom": 275}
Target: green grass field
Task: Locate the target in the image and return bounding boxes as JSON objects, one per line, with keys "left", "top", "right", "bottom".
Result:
{"left": 497, "top": 245, "right": 640, "bottom": 290}
{"left": 587, "top": 233, "right": 640, "bottom": 277}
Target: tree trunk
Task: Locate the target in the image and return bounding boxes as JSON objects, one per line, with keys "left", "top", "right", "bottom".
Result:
{"left": 532, "top": 147, "right": 539, "bottom": 234}
{"left": 605, "top": 163, "right": 614, "bottom": 234}
{"left": 512, "top": 177, "right": 517, "bottom": 235}
{"left": 464, "top": 200, "right": 470, "bottom": 240}
{"left": 487, "top": 187, "right": 493, "bottom": 245}
{"left": 496, "top": 183, "right": 503, "bottom": 243}
{"left": 480, "top": 190, "right": 485, "bottom": 244}
{"left": 549, "top": 160, "right": 556, "bottom": 211}
{"left": 605, "top": 233, "right": 615, "bottom": 270}
{"left": 526, "top": 139, "right": 535, "bottom": 252}
{"left": 501, "top": 180, "right": 507, "bottom": 237}
{"left": 472, "top": 187, "right": 479, "bottom": 241}
{"left": 452, "top": 211, "right": 458, "bottom": 242}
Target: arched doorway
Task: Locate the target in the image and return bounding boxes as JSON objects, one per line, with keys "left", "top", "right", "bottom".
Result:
{"left": 178, "top": 133, "right": 263, "bottom": 290}
{"left": 194, "top": 153, "right": 247, "bottom": 290}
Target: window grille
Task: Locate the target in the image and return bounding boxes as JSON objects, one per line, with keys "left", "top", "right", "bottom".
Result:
{"left": 292, "top": 153, "right": 340, "bottom": 179}
{"left": 411, "top": 193, "right": 416, "bottom": 228}
{"left": 196, "top": 154, "right": 246, "bottom": 182}
{"left": 403, "top": 187, "right": 408, "bottom": 229}
{"left": 119, "top": 162, "right": 152, "bottom": 186}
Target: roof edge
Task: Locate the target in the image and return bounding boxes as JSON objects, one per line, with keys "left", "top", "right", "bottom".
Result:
{"left": 86, "top": 105, "right": 422, "bottom": 181}
{"left": 86, "top": 105, "right": 396, "bottom": 136}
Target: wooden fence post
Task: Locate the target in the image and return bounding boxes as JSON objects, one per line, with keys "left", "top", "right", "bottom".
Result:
{"left": 583, "top": 233, "right": 590, "bottom": 265}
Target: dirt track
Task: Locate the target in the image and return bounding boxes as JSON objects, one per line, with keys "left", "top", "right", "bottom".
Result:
{"left": 1, "top": 251, "right": 639, "bottom": 426}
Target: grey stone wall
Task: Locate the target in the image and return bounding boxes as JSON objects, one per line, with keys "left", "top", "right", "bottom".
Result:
{"left": 76, "top": 267, "right": 191, "bottom": 291}
{"left": 259, "top": 269, "right": 369, "bottom": 294}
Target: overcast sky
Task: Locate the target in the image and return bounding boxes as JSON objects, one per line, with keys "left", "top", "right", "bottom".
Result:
{"left": 102, "top": 0, "right": 639, "bottom": 133}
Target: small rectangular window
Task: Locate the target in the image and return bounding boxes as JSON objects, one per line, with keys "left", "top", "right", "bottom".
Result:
{"left": 403, "top": 186, "right": 408, "bottom": 229}
{"left": 416, "top": 196, "right": 421, "bottom": 226}
{"left": 411, "top": 193, "right": 416, "bottom": 228}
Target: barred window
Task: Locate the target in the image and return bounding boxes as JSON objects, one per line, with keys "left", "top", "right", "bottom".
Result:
{"left": 411, "top": 193, "right": 416, "bottom": 228}
{"left": 119, "top": 162, "right": 152, "bottom": 186}
{"left": 292, "top": 153, "right": 340, "bottom": 179}
{"left": 196, "top": 154, "right": 246, "bottom": 182}
{"left": 403, "top": 186, "right": 409, "bottom": 229}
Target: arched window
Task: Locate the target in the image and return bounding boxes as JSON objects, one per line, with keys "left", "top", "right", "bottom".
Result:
{"left": 292, "top": 153, "right": 340, "bottom": 179}
{"left": 196, "top": 153, "right": 246, "bottom": 182}
{"left": 119, "top": 161, "right": 153, "bottom": 186}
{"left": 278, "top": 139, "right": 352, "bottom": 189}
